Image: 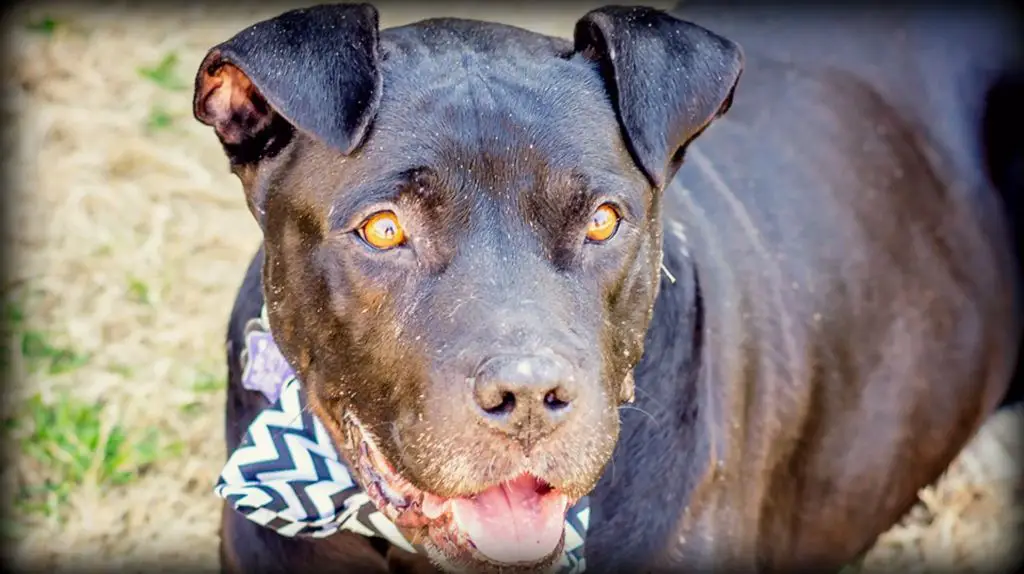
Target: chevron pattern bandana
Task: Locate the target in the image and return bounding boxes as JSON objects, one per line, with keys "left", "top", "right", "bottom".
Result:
{"left": 215, "top": 305, "right": 591, "bottom": 573}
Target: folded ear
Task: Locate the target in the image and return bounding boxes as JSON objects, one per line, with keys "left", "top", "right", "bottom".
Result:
{"left": 193, "top": 3, "right": 382, "bottom": 165}
{"left": 574, "top": 6, "right": 743, "bottom": 189}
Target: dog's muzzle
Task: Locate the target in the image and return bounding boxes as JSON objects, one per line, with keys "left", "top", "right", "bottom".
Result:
{"left": 213, "top": 306, "right": 591, "bottom": 572}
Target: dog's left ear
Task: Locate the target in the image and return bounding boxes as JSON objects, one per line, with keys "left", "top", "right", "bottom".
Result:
{"left": 574, "top": 6, "right": 743, "bottom": 189}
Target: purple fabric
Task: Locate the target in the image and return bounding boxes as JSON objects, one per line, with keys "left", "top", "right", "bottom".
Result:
{"left": 241, "top": 329, "right": 295, "bottom": 404}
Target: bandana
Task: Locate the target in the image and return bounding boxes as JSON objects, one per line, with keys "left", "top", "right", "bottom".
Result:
{"left": 215, "top": 305, "right": 591, "bottom": 573}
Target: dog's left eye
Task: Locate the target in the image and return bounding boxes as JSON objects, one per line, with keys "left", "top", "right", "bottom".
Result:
{"left": 357, "top": 211, "right": 407, "bottom": 250}
{"left": 585, "top": 203, "right": 621, "bottom": 243}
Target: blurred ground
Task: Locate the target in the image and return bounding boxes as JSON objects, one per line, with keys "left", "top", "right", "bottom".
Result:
{"left": 0, "top": 1, "right": 1021, "bottom": 572}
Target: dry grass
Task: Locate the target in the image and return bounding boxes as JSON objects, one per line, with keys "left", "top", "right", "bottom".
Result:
{"left": 1, "top": 1, "right": 1020, "bottom": 572}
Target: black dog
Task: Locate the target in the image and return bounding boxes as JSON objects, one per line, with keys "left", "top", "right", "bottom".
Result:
{"left": 193, "top": 3, "right": 1023, "bottom": 572}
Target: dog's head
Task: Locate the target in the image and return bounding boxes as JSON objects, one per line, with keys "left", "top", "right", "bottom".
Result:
{"left": 195, "top": 3, "right": 741, "bottom": 570}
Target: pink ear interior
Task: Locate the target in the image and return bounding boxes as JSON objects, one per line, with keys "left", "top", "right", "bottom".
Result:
{"left": 195, "top": 60, "right": 275, "bottom": 146}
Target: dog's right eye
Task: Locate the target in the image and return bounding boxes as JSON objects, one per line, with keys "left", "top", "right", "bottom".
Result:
{"left": 357, "top": 211, "right": 406, "bottom": 250}
{"left": 585, "top": 203, "right": 622, "bottom": 244}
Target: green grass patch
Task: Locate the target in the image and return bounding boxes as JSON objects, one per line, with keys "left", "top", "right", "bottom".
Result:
{"left": 10, "top": 393, "right": 175, "bottom": 521}
{"left": 126, "top": 275, "right": 152, "bottom": 304}
{"left": 145, "top": 106, "right": 174, "bottom": 132}
{"left": 20, "top": 330, "right": 90, "bottom": 375}
{"left": 178, "top": 401, "right": 205, "bottom": 415}
{"left": 180, "top": 370, "right": 224, "bottom": 415}
{"left": 137, "top": 52, "right": 189, "bottom": 91}
{"left": 1, "top": 297, "right": 21, "bottom": 373}
{"left": 107, "top": 362, "right": 134, "bottom": 378}
{"left": 191, "top": 370, "right": 223, "bottom": 394}
{"left": 25, "top": 15, "right": 59, "bottom": 35}
{"left": 2, "top": 298, "right": 90, "bottom": 376}
{"left": 4, "top": 297, "right": 25, "bottom": 327}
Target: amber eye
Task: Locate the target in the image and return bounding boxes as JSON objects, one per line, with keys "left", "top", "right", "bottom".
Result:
{"left": 585, "top": 203, "right": 621, "bottom": 243}
{"left": 358, "top": 211, "right": 406, "bottom": 250}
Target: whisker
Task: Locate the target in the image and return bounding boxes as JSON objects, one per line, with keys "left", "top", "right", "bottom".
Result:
{"left": 633, "top": 385, "right": 656, "bottom": 400}
{"left": 618, "top": 405, "right": 660, "bottom": 428}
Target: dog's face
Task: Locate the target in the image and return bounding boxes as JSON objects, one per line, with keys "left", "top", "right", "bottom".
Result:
{"left": 195, "top": 4, "right": 741, "bottom": 571}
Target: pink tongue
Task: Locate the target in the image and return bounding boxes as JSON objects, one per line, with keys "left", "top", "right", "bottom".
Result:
{"left": 450, "top": 475, "right": 568, "bottom": 564}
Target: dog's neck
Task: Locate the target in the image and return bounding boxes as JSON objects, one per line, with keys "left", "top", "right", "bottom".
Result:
{"left": 585, "top": 226, "right": 716, "bottom": 566}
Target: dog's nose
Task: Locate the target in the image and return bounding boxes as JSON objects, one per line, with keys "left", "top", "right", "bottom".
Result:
{"left": 471, "top": 354, "right": 578, "bottom": 442}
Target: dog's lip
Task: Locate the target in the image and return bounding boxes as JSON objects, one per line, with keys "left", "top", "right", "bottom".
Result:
{"left": 345, "top": 415, "right": 572, "bottom": 567}
{"left": 421, "top": 491, "right": 448, "bottom": 520}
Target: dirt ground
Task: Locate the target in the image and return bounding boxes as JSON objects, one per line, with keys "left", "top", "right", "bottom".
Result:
{"left": 1, "top": 1, "right": 1021, "bottom": 572}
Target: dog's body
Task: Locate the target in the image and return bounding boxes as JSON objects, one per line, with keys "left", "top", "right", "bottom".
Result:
{"left": 587, "top": 4, "right": 1024, "bottom": 571}
{"left": 202, "top": 3, "right": 1024, "bottom": 573}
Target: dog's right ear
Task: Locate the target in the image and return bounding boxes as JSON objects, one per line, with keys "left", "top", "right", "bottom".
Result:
{"left": 193, "top": 3, "right": 382, "bottom": 166}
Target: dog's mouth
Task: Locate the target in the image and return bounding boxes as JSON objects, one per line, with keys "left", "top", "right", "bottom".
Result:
{"left": 344, "top": 416, "right": 571, "bottom": 567}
